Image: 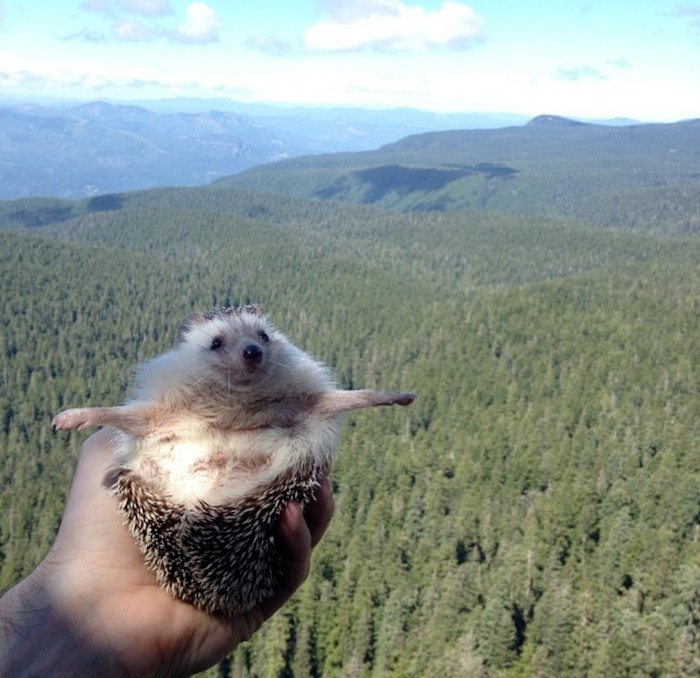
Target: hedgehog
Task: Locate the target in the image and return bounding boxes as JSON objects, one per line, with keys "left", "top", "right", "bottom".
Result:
{"left": 52, "top": 305, "right": 415, "bottom": 616}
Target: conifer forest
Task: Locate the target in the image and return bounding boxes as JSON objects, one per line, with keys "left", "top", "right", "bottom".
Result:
{"left": 1, "top": 119, "right": 699, "bottom": 676}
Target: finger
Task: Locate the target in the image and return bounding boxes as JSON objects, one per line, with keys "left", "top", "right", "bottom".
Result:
{"left": 258, "top": 502, "right": 311, "bottom": 620}
{"left": 58, "top": 427, "right": 117, "bottom": 534}
{"left": 276, "top": 501, "right": 312, "bottom": 590}
{"left": 305, "top": 475, "right": 335, "bottom": 548}
{"left": 53, "top": 428, "right": 146, "bottom": 573}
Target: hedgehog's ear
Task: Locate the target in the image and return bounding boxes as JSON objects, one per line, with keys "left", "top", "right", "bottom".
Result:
{"left": 243, "top": 304, "right": 265, "bottom": 317}
{"left": 176, "top": 313, "right": 207, "bottom": 345}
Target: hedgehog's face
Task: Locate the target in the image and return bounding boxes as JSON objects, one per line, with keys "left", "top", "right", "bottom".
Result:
{"left": 176, "top": 307, "right": 308, "bottom": 392}
{"left": 177, "top": 307, "right": 282, "bottom": 391}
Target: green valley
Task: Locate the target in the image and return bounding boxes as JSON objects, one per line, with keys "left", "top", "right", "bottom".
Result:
{"left": 1, "top": 118, "right": 699, "bottom": 676}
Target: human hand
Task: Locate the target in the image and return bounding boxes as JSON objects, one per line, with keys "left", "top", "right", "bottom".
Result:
{"left": 0, "top": 427, "right": 334, "bottom": 677}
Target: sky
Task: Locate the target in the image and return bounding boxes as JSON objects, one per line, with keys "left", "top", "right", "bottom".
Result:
{"left": 0, "top": 0, "right": 698, "bottom": 121}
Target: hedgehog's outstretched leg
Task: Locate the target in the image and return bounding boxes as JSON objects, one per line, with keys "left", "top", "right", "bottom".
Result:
{"left": 52, "top": 404, "right": 155, "bottom": 436}
{"left": 314, "top": 390, "right": 415, "bottom": 417}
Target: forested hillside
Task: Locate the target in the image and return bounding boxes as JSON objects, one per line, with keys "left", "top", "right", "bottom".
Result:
{"left": 1, "top": 182, "right": 699, "bottom": 676}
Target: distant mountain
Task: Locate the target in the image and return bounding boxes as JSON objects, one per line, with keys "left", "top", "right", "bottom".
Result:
{"left": 0, "top": 98, "right": 529, "bottom": 200}
{"left": 215, "top": 116, "right": 700, "bottom": 233}
{"left": 526, "top": 114, "right": 590, "bottom": 127}
{"left": 0, "top": 102, "right": 287, "bottom": 200}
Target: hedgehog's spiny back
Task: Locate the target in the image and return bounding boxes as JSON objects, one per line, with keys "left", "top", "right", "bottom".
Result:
{"left": 113, "top": 460, "right": 321, "bottom": 616}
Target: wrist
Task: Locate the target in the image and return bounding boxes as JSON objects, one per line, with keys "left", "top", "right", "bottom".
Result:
{"left": 0, "top": 561, "right": 124, "bottom": 677}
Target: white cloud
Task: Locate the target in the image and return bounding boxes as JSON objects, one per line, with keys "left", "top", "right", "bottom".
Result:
{"left": 172, "top": 2, "right": 221, "bottom": 44}
{"left": 63, "top": 28, "right": 110, "bottom": 44}
{"left": 317, "top": 0, "right": 398, "bottom": 22}
{"left": 304, "top": 0, "right": 484, "bottom": 52}
{"left": 117, "top": 0, "right": 172, "bottom": 16}
{"left": 555, "top": 57, "right": 632, "bottom": 84}
{"left": 672, "top": 3, "right": 700, "bottom": 17}
{"left": 80, "top": 0, "right": 218, "bottom": 45}
{"left": 605, "top": 57, "right": 632, "bottom": 69}
{"left": 82, "top": 0, "right": 172, "bottom": 17}
{"left": 0, "top": 49, "right": 228, "bottom": 96}
{"left": 555, "top": 65, "right": 606, "bottom": 82}
{"left": 672, "top": 3, "right": 700, "bottom": 32}
{"left": 245, "top": 35, "right": 294, "bottom": 56}
{"left": 114, "top": 18, "right": 160, "bottom": 41}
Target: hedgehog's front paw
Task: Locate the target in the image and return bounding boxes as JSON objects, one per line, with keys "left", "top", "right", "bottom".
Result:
{"left": 52, "top": 408, "right": 95, "bottom": 432}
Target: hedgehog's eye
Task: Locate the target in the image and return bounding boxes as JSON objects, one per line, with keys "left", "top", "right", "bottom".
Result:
{"left": 258, "top": 330, "right": 270, "bottom": 342}
{"left": 210, "top": 337, "right": 223, "bottom": 351}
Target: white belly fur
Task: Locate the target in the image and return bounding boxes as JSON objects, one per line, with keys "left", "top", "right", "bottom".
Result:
{"left": 114, "top": 416, "right": 340, "bottom": 507}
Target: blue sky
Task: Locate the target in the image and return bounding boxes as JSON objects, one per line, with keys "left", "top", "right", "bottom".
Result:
{"left": 0, "top": 1, "right": 698, "bottom": 120}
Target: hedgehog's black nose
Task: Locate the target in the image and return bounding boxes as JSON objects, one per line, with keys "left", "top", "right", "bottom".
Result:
{"left": 243, "top": 344, "right": 263, "bottom": 362}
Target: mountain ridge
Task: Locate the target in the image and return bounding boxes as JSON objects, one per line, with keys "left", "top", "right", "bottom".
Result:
{"left": 0, "top": 99, "right": 532, "bottom": 200}
{"left": 214, "top": 117, "right": 700, "bottom": 232}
